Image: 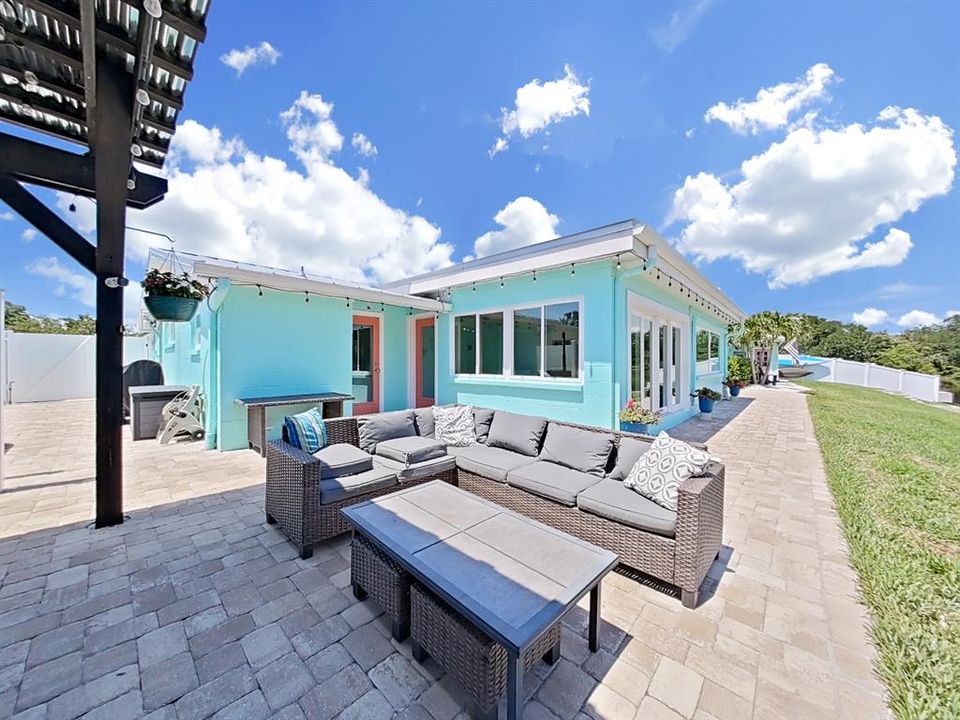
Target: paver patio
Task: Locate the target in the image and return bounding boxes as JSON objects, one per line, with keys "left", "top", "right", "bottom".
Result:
{"left": 0, "top": 386, "right": 890, "bottom": 719}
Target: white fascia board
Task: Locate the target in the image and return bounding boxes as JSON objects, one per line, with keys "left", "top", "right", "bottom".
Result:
{"left": 191, "top": 262, "right": 446, "bottom": 312}
{"left": 400, "top": 224, "right": 639, "bottom": 295}
{"left": 634, "top": 225, "right": 746, "bottom": 320}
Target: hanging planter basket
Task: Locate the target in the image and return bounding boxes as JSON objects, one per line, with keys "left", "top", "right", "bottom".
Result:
{"left": 145, "top": 295, "right": 200, "bottom": 322}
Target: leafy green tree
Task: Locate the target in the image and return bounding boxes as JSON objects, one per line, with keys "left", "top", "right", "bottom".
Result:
{"left": 3, "top": 301, "right": 96, "bottom": 335}
{"left": 876, "top": 342, "right": 937, "bottom": 374}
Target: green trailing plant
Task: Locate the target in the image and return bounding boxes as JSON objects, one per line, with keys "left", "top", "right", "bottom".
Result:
{"left": 691, "top": 387, "right": 721, "bottom": 401}
{"left": 142, "top": 269, "right": 209, "bottom": 300}
{"left": 618, "top": 398, "right": 662, "bottom": 425}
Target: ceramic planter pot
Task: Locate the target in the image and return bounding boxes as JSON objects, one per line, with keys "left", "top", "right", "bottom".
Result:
{"left": 698, "top": 396, "right": 716, "bottom": 413}
{"left": 145, "top": 295, "right": 200, "bottom": 322}
{"left": 729, "top": 385, "right": 741, "bottom": 397}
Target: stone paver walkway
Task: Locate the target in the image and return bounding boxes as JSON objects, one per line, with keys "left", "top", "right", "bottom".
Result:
{"left": 0, "top": 389, "right": 890, "bottom": 719}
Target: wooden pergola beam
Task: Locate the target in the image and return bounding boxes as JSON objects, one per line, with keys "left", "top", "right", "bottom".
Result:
{"left": 0, "top": 173, "right": 96, "bottom": 274}
{"left": 0, "top": 132, "right": 168, "bottom": 208}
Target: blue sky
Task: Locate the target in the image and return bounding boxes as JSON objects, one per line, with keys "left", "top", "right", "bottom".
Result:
{"left": 2, "top": 0, "right": 958, "bottom": 331}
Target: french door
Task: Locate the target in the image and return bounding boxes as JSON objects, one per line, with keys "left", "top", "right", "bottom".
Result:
{"left": 415, "top": 317, "right": 435, "bottom": 408}
{"left": 629, "top": 296, "right": 688, "bottom": 414}
{"left": 352, "top": 315, "right": 380, "bottom": 414}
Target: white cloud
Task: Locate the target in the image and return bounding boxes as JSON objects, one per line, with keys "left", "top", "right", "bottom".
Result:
{"left": 116, "top": 92, "right": 453, "bottom": 286}
{"left": 220, "top": 41, "right": 280, "bottom": 76}
{"left": 684, "top": 128, "right": 696, "bottom": 139}
{"left": 649, "top": 0, "right": 714, "bottom": 53}
{"left": 490, "top": 65, "right": 590, "bottom": 156}
{"left": 897, "top": 310, "right": 940, "bottom": 328}
{"left": 280, "top": 91, "right": 344, "bottom": 169}
{"left": 705, "top": 63, "right": 837, "bottom": 135}
{"left": 472, "top": 197, "right": 559, "bottom": 258}
{"left": 21, "top": 228, "right": 37, "bottom": 242}
{"left": 351, "top": 132, "right": 377, "bottom": 157}
{"left": 26, "top": 256, "right": 95, "bottom": 307}
{"left": 670, "top": 107, "right": 956, "bottom": 288}
{"left": 852, "top": 308, "right": 890, "bottom": 326}
{"left": 945, "top": 309, "right": 960, "bottom": 319}
{"left": 0, "top": 211, "right": 13, "bottom": 221}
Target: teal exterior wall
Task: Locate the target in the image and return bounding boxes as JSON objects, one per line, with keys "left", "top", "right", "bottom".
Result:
{"left": 436, "top": 261, "right": 617, "bottom": 428}
{"left": 164, "top": 286, "right": 415, "bottom": 451}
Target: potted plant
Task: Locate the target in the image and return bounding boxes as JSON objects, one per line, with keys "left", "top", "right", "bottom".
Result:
{"left": 618, "top": 398, "right": 661, "bottom": 434}
{"left": 142, "top": 269, "right": 209, "bottom": 322}
{"left": 691, "top": 387, "right": 722, "bottom": 413}
{"left": 725, "top": 355, "right": 752, "bottom": 397}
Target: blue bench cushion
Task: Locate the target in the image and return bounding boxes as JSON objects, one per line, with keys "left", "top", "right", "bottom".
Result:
{"left": 539, "top": 423, "right": 615, "bottom": 477}
{"left": 376, "top": 436, "right": 447, "bottom": 465}
{"left": 373, "top": 455, "right": 457, "bottom": 483}
{"left": 312, "top": 443, "right": 372, "bottom": 479}
{"left": 576, "top": 479, "right": 677, "bottom": 537}
{"left": 356, "top": 411, "right": 417, "bottom": 453}
{"left": 454, "top": 446, "right": 538, "bottom": 483}
{"left": 506, "top": 461, "right": 602, "bottom": 507}
{"left": 319, "top": 466, "right": 397, "bottom": 505}
{"left": 486, "top": 411, "right": 547, "bottom": 457}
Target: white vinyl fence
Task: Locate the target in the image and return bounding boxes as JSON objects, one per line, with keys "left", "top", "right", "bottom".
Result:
{"left": 2, "top": 332, "right": 153, "bottom": 403}
{"left": 817, "top": 357, "right": 943, "bottom": 403}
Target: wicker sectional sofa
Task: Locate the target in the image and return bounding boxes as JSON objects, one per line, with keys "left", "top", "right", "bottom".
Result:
{"left": 265, "top": 405, "right": 724, "bottom": 608}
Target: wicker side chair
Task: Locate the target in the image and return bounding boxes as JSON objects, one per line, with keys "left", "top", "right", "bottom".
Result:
{"left": 264, "top": 416, "right": 457, "bottom": 559}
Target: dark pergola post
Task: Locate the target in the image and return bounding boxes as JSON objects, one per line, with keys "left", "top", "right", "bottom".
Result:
{"left": 92, "top": 56, "right": 133, "bottom": 528}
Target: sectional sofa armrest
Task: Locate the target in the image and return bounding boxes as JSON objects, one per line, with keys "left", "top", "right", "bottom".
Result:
{"left": 265, "top": 440, "right": 323, "bottom": 547}
{"left": 673, "top": 462, "right": 725, "bottom": 600}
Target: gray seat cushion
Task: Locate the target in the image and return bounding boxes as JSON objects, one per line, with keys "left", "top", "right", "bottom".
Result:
{"left": 413, "top": 407, "right": 435, "bottom": 438}
{"left": 540, "top": 423, "right": 614, "bottom": 477}
{"left": 376, "top": 436, "right": 446, "bottom": 464}
{"left": 319, "top": 466, "right": 397, "bottom": 505}
{"left": 506, "top": 461, "right": 602, "bottom": 507}
{"left": 577, "top": 479, "right": 677, "bottom": 537}
{"left": 609, "top": 437, "right": 655, "bottom": 480}
{"left": 486, "top": 411, "right": 547, "bottom": 457}
{"left": 373, "top": 455, "right": 457, "bottom": 483}
{"left": 356, "top": 411, "right": 417, "bottom": 453}
{"left": 473, "top": 407, "right": 495, "bottom": 444}
{"left": 454, "top": 445, "right": 538, "bottom": 483}
{"left": 312, "top": 443, "right": 373, "bottom": 479}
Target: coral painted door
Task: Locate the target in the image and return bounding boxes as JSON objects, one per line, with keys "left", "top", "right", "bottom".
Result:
{"left": 415, "top": 317, "right": 435, "bottom": 408}
{"left": 352, "top": 315, "right": 380, "bottom": 414}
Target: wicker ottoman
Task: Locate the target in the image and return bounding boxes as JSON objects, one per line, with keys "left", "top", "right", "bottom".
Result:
{"left": 409, "top": 582, "right": 561, "bottom": 720}
{"left": 350, "top": 534, "right": 412, "bottom": 641}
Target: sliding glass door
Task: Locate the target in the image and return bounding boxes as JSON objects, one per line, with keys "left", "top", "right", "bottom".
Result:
{"left": 628, "top": 296, "right": 689, "bottom": 415}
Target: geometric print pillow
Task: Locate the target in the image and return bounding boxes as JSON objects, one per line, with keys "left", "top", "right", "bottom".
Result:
{"left": 623, "top": 432, "right": 713, "bottom": 512}
{"left": 433, "top": 405, "right": 477, "bottom": 447}
{"left": 283, "top": 407, "right": 328, "bottom": 454}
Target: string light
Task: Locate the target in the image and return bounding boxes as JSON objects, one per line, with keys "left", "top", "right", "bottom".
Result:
{"left": 472, "top": 282, "right": 476, "bottom": 292}
{"left": 346, "top": 298, "right": 351, "bottom": 307}
{"left": 500, "top": 276, "right": 504, "bottom": 288}
{"left": 532, "top": 270, "right": 537, "bottom": 283}
{"left": 615, "top": 255, "right": 622, "bottom": 270}
{"left": 304, "top": 291, "right": 309, "bottom": 303}
{"left": 257, "top": 285, "right": 262, "bottom": 297}
{"left": 570, "top": 263, "right": 575, "bottom": 276}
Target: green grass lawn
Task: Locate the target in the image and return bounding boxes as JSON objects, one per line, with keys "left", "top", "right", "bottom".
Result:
{"left": 799, "top": 381, "right": 960, "bottom": 719}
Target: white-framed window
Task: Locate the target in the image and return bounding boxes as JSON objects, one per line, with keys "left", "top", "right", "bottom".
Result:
{"left": 628, "top": 292, "right": 689, "bottom": 414}
{"left": 696, "top": 329, "right": 721, "bottom": 374}
{"left": 452, "top": 298, "right": 582, "bottom": 381}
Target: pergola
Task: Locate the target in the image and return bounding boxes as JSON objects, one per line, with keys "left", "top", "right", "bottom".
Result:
{"left": 0, "top": 0, "right": 211, "bottom": 526}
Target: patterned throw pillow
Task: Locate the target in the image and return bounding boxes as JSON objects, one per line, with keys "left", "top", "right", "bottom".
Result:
{"left": 433, "top": 405, "right": 477, "bottom": 447}
{"left": 623, "top": 432, "right": 713, "bottom": 512}
{"left": 283, "top": 407, "right": 328, "bottom": 453}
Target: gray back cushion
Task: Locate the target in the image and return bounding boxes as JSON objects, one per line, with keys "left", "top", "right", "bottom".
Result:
{"left": 473, "top": 407, "right": 495, "bottom": 444}
{"left": 413, "top": 407, "right": 435, "bottom": 438}
{"left": 539, "top": 423, "right": 614, "bottom": 477}
{"left": 356, "top": 410, "right": 416, "bottom": 454}
{"left": 609, "top": 437, "right": 654, "bottom": 480}
{"left": 486, "top": 411, "right": 548, "bottom": 457}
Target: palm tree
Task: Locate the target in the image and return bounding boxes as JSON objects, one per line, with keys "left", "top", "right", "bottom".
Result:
{"left": 730, "top": 312, "right": 805, "bottom": 383}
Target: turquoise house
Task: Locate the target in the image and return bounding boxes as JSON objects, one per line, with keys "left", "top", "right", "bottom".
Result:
{"left": 149, "top": 220, "right": 744, "bottom": 451}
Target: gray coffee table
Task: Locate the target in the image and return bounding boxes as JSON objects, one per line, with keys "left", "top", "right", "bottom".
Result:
{"left": 342, "top": 481, "right": 618, "bottom": 720}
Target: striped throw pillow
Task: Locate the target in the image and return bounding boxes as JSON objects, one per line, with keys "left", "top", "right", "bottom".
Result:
{"left": 284, "top": 407, "right": 328, "bottom": 453}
